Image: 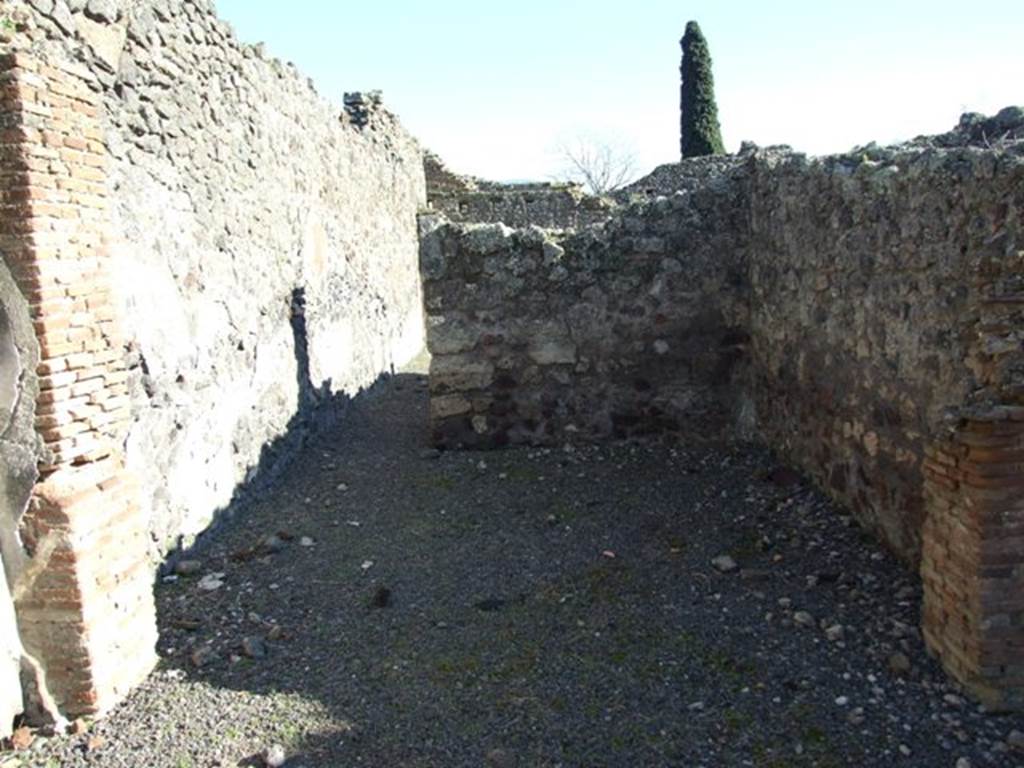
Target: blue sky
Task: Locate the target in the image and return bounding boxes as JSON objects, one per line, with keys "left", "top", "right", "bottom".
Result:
{"left": 214, "top": 1, "right": 1024, "bottom": 182}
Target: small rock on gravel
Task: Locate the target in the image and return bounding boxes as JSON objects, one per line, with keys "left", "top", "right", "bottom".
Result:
{"left": 260, "top": 534, "right": 287, "bottom": 554}
{"left": 825, "top": 624, "right": 844, "bottom": 641}
{"left": 711, "top": 554, "right": 738, "bottom": 573}
{"left": 486, "top": 748, "right": 514, "bottom": 768}
{"left": 263, "top": 744, "right": 287, "bottom": 767}
{"left": 190, "top": 646, "right": 216, "bottom": 668}
{"left": 369, "top": 585, "right": 392, "bottom": 608}
{"left": 474, "top": 597, "right": 507, "bottom": 612}
{"left": 10, "top": 726, "right": 34, "bottom": 750}
{"left": 242, "top": 636, "right": 268, "bottom": 659}
{"left": 739, "top": 568, "right": 771, "bottom": 582}
{"left": 1008, "top": 729, "right": 1024, "bottom": 751}
{"left": 197, "top": 573, "right": 225, "bottom": 591}
{"left": 888, "top": 651, "right": 912, "bottom": 676}
{"left": 174, "top": 559, "right": 202, "bottom": 576}
{"left": 793, "top": 611, "right": 815, "bottom": 628}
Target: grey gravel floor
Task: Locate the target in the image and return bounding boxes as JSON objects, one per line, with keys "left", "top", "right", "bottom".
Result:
{"left": 12, "top": 363, "right": 1024, "bottom": 768}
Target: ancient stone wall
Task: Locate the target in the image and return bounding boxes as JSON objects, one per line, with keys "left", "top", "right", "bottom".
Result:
{"left": 20, "top": 0, "right": 427, "bottom": 555}
{"left": 2, "top": 0, "right": 1022, "bottom": 728}
{"left": 424, "top": 152, "right": 616, "bottom": 229}
{"left": 746, "top": 146, "right": 1018, "bottom": 561}
{"left": 426, "top": 138, "right": 1024, "bottom": 551}
{"left": 1, "top": 0, "right": 427, "bottom": 734}
{"left": 423, "top": 121, "right": 1024, "bottom": 707}
{"left": 420, "top": 157, "right": 751, "bottom": 448}
{"left": 747, "top": 140, "right": 1024, "bottom": 709}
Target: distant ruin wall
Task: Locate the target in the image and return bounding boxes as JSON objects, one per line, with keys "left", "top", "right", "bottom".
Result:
{"left": 616, "top": 154, "right": 744, "bottom": 201}
{"left": 424, "top": 152, "right": 616, "bottom": 229}
{"left": 420, "top": 158, "right": 750, "bottom": 448}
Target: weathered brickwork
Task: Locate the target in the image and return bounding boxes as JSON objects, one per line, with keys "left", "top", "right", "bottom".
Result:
{"left": 0, "top": 51, "right": 155, "bottom": 717}
{"left": 747, "top": 140, "right": 1024, "bottom": 709}
{"left": 0, "top": 57, "right": 128, "bottom": 471}
{"left": 17, "top": 460, "right": 155, "bottom": 716}
{"left": 922, "top": 410, "right": 1024, "bottom": 711}
{"left": 918, "top": 219, "right": 1024, "bottom": 710}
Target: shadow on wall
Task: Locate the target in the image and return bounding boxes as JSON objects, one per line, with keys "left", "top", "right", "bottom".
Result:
{"left": 158, "top": 286, "right": 398, "bottom": 571}
{"left": 131, "top": 287, "right": 437, "bottom": 766}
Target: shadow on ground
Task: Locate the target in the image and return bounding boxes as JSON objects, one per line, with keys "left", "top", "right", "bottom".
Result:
{"left": 19, "top": 292, "right": 1024, "bottom": 767}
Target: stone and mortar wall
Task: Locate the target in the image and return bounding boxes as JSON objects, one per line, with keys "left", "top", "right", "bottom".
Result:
{"left": 0, "top": 0, "right": 428, "bottom": 733}
{"left": 917, "top": 178, "right": 1024, "bottom": 709}
{"left": 19, "top": 0, "right": 427, "bottom": 555}
{"left": 420, "top": 158, "right": 751, "bottom": 448}
{"left": 424, "top": 152, "right": 616, "bottom": 229}
{"left": 423, "top": 124, "right": 1024, "bottom": 707}
{"left": 746, "top": 140, "right": 1024, "bottom": 709}
{"left": 746, "top": 146, "right": 1022, "bottom": 561}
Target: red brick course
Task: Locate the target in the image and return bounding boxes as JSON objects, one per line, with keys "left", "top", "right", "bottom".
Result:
{"left": 1, "top": 52, "right": 156, "bottom": 717}
{"left": 922, "top": 411, "right": 1024, "bottom": 711}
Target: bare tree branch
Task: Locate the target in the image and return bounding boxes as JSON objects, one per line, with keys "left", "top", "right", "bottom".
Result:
{"left": 553, "top": 134, "right": 638, "bottom": 196}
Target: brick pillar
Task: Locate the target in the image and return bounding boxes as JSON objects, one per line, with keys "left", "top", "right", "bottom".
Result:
{"left": 921, "top": 407, "right": 1024, "bottom": 711}
{"left": 0, "top": 52, "right": 156, "bottom": 716}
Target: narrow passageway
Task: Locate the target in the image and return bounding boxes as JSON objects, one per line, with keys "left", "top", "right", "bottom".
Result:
{"left": 23, "top": 358, "right": 1024, "bottom": 768}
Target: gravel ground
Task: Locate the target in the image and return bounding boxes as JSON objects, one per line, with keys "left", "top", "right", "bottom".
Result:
{"left": 8, "top": 362, "right": 1024, "bottom": 768}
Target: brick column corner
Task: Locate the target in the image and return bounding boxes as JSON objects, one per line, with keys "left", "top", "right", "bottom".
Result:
{"left": 1, "top": 50, "right": 157, "bottom": 717}
{"left": 921, "top": 406, "right": 1024, "bottom": 711}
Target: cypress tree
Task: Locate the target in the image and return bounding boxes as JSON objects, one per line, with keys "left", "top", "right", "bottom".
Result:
{"left": 680, "top": 21, "right": 725, "bottom": 158}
